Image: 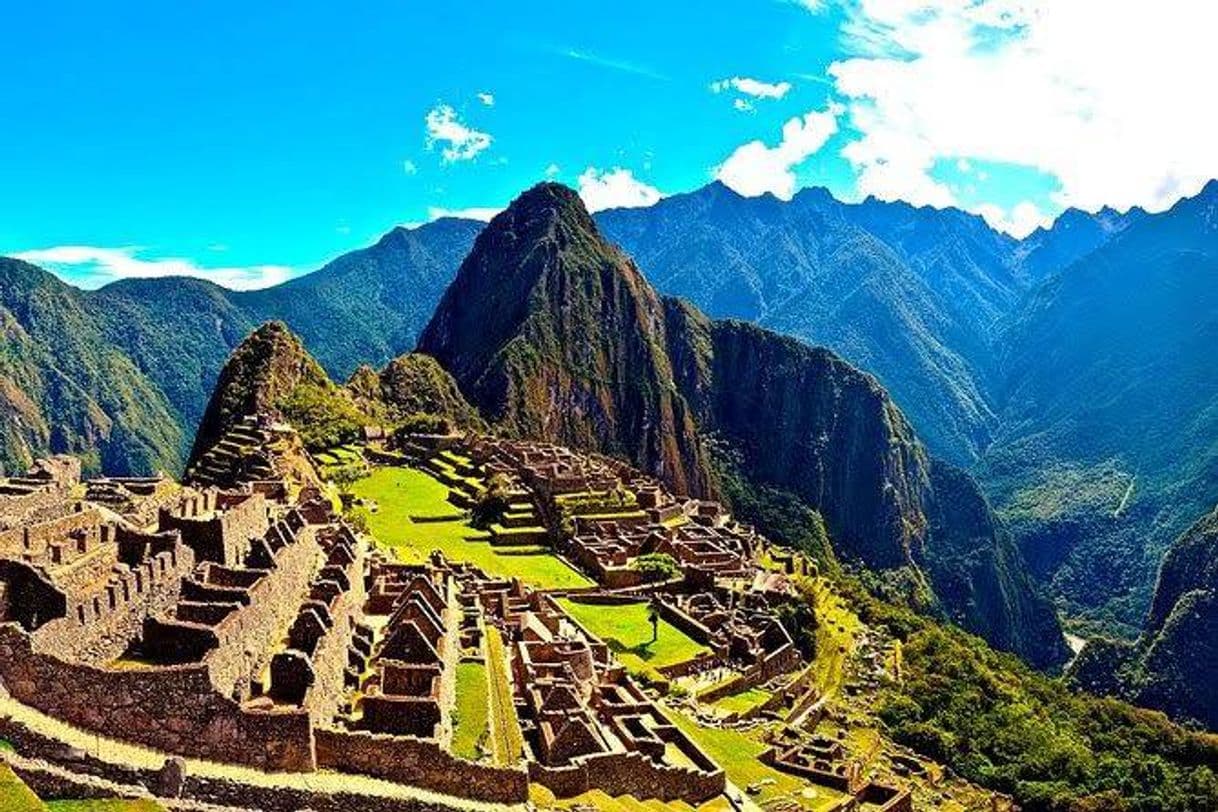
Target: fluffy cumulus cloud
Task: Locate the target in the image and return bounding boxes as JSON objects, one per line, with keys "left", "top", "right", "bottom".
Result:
{"left": 477, "top": 91, "right": 495, "bottom": 107}
{"left": 715, "top": 105, "right": 840, "bottom": 198}
{"left": 710, "top": 76, "right": 792, "bottom": 100}
{"left": 424, "top": 104, "right": 492, "bottom": 163}
{"left": 824, "top": 0, "right": 1218, "bottom": 232}
{"left": 576, "top": 167, "right": 663, "bottom": 212}
{"left": 13, "top": 246, "right": 292, "bottom": 290}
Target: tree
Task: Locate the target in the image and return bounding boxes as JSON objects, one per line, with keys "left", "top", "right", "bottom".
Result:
{"left": 632, "top": 552, "right": 680, "bottom": 584}
{"left": 647, "top": 597, "right": 661, "bottom": 646}
{"left": 471, "top": 473, "right": 512, "bottom": 528}
{"left": 330, "top": 463, "right": 364, "bottom": 495}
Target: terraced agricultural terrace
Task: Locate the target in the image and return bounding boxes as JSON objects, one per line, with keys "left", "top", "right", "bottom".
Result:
{"left": 0, "top": 416, "right": 1007, "bottom": 811}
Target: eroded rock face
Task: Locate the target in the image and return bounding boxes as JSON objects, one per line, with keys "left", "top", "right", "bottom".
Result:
{"left": 417, "top": 182, "right": 1066, "bottom": 668}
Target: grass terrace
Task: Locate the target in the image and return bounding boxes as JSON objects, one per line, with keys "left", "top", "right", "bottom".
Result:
{"left": 1, "top": 762, "right": 43, "bottom": 811}
{"left": 450, "top": 661, "right": 490, "bottom": 760}
{"left": 486, "top": 627, "right": 525, "bottom": 765}
{"left": 712, "top": 686, "right": 773, "bottom": 716}
{"left": 556, "top": 598, "right": 710, "bottom": 679}
{"left": 351, "top": 466, "right": 593, "bottom": 590}
{"left": 665, "top": 709, "right": 848, "bottom": 811}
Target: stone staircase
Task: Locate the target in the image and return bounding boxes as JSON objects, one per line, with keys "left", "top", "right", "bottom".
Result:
{"left": 186, "top": 416, "right": 277, "bottom": 489}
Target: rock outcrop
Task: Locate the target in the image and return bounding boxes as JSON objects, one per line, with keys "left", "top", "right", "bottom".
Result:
{"left": 187, "top": 321, "right": 336, "bottom": 467}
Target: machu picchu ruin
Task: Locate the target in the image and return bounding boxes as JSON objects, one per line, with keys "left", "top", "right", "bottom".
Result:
{"left": 0, "top": 401, "right": 1029, "bottom": 812}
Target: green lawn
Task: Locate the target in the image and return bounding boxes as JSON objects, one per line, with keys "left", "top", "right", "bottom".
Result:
{"left": 0, "top": 763, "right": 44, "bottom": 811}
{"left": 665, "top": 709, "right": 846, "bottom": 810}
{"left": 451, "top": 661, "right": 490, "bottom": 760}
{"left": 556, "top": 599, "right": 709, "bottom": 678}
{"left": 352, "top": 467, "right": 593, "bottom": 590}
{"left": 713, "top": 686, "right": 773, "bottom": 715}
{"left": 486, "top": 627, "right": 525, "bottom": 765}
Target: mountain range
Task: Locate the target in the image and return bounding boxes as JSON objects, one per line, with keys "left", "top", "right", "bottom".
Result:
{"left": 3, "top": 178, "right": 1217, "bottom": 669}
{"left": 188, "top": 182, "right": 1067, "bottom": 668}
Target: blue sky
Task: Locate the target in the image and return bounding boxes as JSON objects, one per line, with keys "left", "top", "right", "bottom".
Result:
{"left": 3, "top": 1, "right": 1215, "bottom": 288}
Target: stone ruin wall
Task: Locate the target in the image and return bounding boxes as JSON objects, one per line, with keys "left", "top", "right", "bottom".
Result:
{"left": 296, "top": 535, "right": 366, "bottom": 719}
{"left": 314, "top": 727, "right": 529, "bottom": 805}
{"left": 201, "top": 527, "right": 322, "bottom": 699}
{"left": 158, "top": 491, "right": 270, "bottom": 566}
{"left": 0, "top": 624, "right": 314, "bottom": 771}
{"left": 0, "top": 507, "right": 104, "bottom": 564}
{"left": 527, "top": 748, "right": 725, "bottom": 805}
{"left": 32, "top": 532, "right": 195, "bottom": 665}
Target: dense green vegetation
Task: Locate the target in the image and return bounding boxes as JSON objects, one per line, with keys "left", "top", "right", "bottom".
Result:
{"left": 838, "top": 578, "right": 1218, "bottom": 812}
{"left": 713, "top": 449, "right": 834, "bottom": 569}
{"left": 0, "top": 259, "right": 186, "bottom": 476}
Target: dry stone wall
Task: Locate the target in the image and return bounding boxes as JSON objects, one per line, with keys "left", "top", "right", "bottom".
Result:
{"left": 0, "top": 624, "right": 314, "bottom": 771}
{"left": 315, "top": 727, "right": 529, "bottom": 804}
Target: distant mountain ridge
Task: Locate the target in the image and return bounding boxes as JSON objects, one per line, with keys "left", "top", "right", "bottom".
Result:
{"left": 0, "top": 219, "right": 481, "bottom": 475}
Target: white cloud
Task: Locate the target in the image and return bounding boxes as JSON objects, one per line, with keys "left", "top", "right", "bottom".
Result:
{"left": 827, "top": 0, "right": 1218, "bottom": 220}
{"left": 976, "top": 201, "right": 1051, "bottom": 239}
{"left": 733, "top": 98, "right": 754, "bottom": 113}
{"left": 477, "top": 91, "right": 495, "bottom": 107}
{"left": 544, "top": 163, "right": 561, "bottom": 178}
{"left": 424, "top": 104, "right": 492, "bottom": 163}
{"left": 13, "top": 246, "right": 293, "bottom": 290}
{"left": 576, "top": 167, "right": 664, "bottom": 212}
{"left": 715, "top": 105, "right": 840, "bottom": 199}
{"left": 402, "top": 159, "right": 418, "bottom": 175}
{"left": 427, "top": 206, "right": 502, "bottom": 222}
{"left": 710, "top": 76, "right": 792, "bottom": 100}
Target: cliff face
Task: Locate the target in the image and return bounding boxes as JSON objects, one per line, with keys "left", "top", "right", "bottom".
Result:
{"left": 417, "top": 183, "right": 711, "bottom": 497}
{"left": 665, "top": 305, "right": 929, "bottom": 569}
{"left": 418, "top": 182, "right": 1066, "bottom": 667}
{"left": 1113, "top": 508, "right": 1218, "bottom": 727}
{"left": 663, "top": 302, "right": 1066, "bottom": 666}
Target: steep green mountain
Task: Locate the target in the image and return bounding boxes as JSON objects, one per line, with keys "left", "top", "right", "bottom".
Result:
{"left": 417, "top": 183, "right": 712, "bottom": 497}
{"left": 1069, "top": 504, "right": 1218, "bottom": 730}
{"left": 596, "top": 182, "right": 1022, "bottom": 466}
{"left": 987, "top": 180, "right": 1218, "bottom": 632}
{"left": 89, "top": 277, "right": 259, "bottom": 439}
{"left": 419, "top": 182, "right": 1067, "bottom": 667}
{"left": 188, "top": 321, "right": 342, "bottom": 464}
{"left": 0, "top": 219, "right": 482, "bottom": 475}
{"left": 346, "top": 352, "right": 482, "bottom": 430}
{"left": 236, "top": 218, "right": 483, "bottom": 378}
{"left": 191, "top": 322, "right": 480, "bottom": 467}
{"left": 0, "top": 258, "right": 184, "bottom": 475}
